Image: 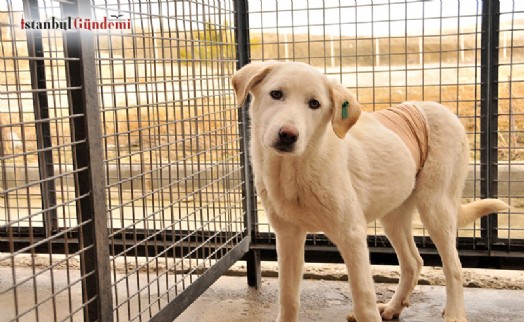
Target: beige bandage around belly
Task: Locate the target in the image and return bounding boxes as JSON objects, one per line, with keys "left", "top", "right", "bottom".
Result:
{"left": 373, "top": 103, "right": 429, "bottom": 172}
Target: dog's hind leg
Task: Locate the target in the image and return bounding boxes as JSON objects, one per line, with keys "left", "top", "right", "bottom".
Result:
{"left": 377, "top": 196, "right": 423, "bottom": 320}
{"left": 417, "top": 195, "right": 467, "bottom": 322}
{"left": 413, "top": 103, "right": 470, "bottom": 322}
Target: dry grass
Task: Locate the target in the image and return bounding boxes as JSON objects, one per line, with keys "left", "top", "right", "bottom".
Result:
{"left": 0, "top": 14, "right": 522, "bottom": 237}
{"left": 100, "top": 95, "right": 239, "bottom": 164}
{"left": 1, "top": 22, "right": 523, "bottom": 163}
{"left": 0, "top": 12, "right": 239, "bottom": 164}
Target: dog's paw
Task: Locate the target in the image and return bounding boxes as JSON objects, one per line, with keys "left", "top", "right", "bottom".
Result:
{"left": 346, "top": 305, "right": 389, "bottom": 322}
{"left": 442, "top": 308, "right": 468, "bottom": 322}
{"left": 346, "top": 312, "right": 357, "bottom": 322}
{"left": 377, "top": 302, "right": 403, "bottom": 320}
{"left": 443, "top": 316, "right": 468, "bottom": 322}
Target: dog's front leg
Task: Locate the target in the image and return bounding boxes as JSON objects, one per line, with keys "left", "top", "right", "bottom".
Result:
{"left": 271, "top": 216, "right": 307, "bottom": 322}
{"left": 326, "top": 221, "right": 381, "bottom": 322}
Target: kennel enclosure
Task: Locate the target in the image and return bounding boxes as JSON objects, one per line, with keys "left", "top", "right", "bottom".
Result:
{"left": 1, "top": 0, "right": 523, "bottom": 321}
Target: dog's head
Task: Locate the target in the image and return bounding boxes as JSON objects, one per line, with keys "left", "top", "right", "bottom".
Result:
{"left": 232, "top": 61, "right": 360, "bottom": 156}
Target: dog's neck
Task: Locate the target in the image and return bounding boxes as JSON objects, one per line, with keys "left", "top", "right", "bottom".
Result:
{"left": 251, "top": 124, "right": 343, "bottom": 216}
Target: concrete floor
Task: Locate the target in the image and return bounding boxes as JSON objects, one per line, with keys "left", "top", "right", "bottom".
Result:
{"left": 2, "top": 264, "right": 524, "bottom": 322}
{"left": 178, "top": 276, "right": 524, "bottom": 322}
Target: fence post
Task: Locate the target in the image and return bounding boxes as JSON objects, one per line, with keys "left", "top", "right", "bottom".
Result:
{"left": 23, "top": 0, "right": 58, "bottom": 237}
{"left": 61, "top": 1, "right": 113, "bottom": 321}
{"left": 234, "top": 0, "right": 261, "bottom": 288}
{"left": 480, "top": 0, "right": 500, "bottom": 251}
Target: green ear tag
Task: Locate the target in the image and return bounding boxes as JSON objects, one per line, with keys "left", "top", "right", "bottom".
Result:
{"left": 341, "top": 101, "right": 349, "bottom": 119}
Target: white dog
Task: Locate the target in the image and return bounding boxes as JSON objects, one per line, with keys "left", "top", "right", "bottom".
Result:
{"left": 232, "top": 61, "right": 508, "bottom": 322}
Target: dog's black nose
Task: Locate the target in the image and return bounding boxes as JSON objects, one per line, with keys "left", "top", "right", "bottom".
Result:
{"left": 278, "top": 126, "right": 299, "bottom": 145}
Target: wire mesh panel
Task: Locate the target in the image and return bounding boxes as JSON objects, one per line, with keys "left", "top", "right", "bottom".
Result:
{"left": 1, "top": 0, "right": 248, "bottom": 321}
{"left": 0, "top": 0, "right": 111, "bottom": 321}
{"left": 245, "top": 0, "right": 523, "bottom": 261}
{"left": 90, "top": 0, "right": 246, "bottom": 321}
{"left": 497, "top": 2, "right": 524, "bottom": 248}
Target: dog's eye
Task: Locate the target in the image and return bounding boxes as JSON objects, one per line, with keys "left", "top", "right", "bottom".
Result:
{"left": 308, "top": 99, "right": 321, "bottom": 109}
{"left": 270, "top": 90, "right": 283, "bottom": 100}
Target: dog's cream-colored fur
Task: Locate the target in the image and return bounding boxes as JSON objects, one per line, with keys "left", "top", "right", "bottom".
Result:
{"left": 232, "top": 61, "right": 508, "bottom": 322}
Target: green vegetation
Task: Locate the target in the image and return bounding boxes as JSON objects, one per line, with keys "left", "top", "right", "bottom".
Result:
{"left": 178, "top": 22, "right": 236, "bottom": 63}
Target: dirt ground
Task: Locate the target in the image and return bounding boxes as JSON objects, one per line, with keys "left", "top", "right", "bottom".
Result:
{"left": 3, "top": 254, "right": 523, "bottom": 290}
{"left": 226, "top": 261, "right": 524, "bottom": 291}
{"left": 2, "top": 254, "right": 523, "bottom": 290}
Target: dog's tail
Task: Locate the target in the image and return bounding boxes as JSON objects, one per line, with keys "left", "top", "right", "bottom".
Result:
{"left": 458, "top": 199, "right": 509, "bottom": 228}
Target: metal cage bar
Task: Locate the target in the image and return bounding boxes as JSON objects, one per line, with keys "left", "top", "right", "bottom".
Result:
{"left": 24, "top": 0, "right": 59, "bottom": 237}
{"left": 61, "top": 1, "right": 114, "bottom": 321}
{"left": 233, "top": 0, "right": 262, "bottom": 289}
{"left": 480, "top": 0, "right": 500, "bottom": 249}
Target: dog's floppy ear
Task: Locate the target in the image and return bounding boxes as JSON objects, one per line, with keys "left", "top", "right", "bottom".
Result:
{"left": 232, "top": 61, "right": 277, "bottom": 105}
{"left": 329, "top": 79, "right": 361, "bottom": 139}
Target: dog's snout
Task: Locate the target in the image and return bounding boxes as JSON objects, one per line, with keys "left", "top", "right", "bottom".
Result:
{"left": 273, "top": 125, "right": 299, "bottom": 152}
{"left": 278, "top": 125, "right": 299, "bottom": 145}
